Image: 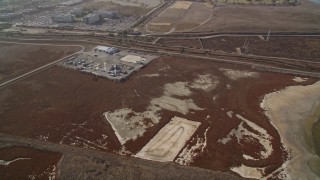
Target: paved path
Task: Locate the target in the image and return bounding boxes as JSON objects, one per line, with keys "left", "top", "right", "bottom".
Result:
{"left": 0, "top": 41, "right": 84, "bottom": 88}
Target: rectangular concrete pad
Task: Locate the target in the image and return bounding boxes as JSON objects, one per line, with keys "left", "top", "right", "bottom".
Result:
{"left": 135, "top": 116, "right": 200, "bottom": 162}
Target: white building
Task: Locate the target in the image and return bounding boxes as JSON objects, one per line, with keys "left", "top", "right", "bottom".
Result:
{"left": 83, "top": 13, "right": 100, "bottom": 24}
{"left": 99, "top": 11, "right": 118, "bottom": 19}
{"left": 95, "top": 46, "right": 119, "bottom": 54}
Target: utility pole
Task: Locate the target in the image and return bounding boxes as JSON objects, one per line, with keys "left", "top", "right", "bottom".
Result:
{"left": 242, "top": 38, "right": 249, "bottom": 54}
{"left": 266, "top": 29, "right": 271, "bottom": 42}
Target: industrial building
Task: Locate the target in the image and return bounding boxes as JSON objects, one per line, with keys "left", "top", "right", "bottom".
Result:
{"left": 60, "top": 0, "right": 84, "bottom": 6}
{"left": 0, "top": 13, "right": 21, "bottom": 22}
{"left": 95, "top": 46, "right": 120, "bottom": 55}
{"left": 0, "top": 22, "right": 10, "bottom": 29}
{"left": 99, "top": 11, "right": 118, "bottom": 19}
{"left": 71, "top": 8, "right": 83, "bottom": 17}
{"left": 51, "top": 14, "right": 75, "bottom": 23}
{"left": 83, "top": 13, "right": 100, "bottom": 24}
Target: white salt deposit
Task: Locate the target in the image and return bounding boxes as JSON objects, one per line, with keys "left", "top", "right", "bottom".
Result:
{"left": 190, "top": 74, "right": 219, "bottom": 92}
{"left": 218, "top": 114, "right": 273, "bottom": 159}
{"left": 219, "top": 68, "right": 260, "bottom": 80}
{"left": 175, "top": 127, "right": 209, "bottom": 165}
{"left": 231, "top": 164, "right": 265, "bottom": 179}
{"left": 0, "top": 158, "right": 31, "bottom": 166}
{"left": 292, "top": 77, "right": 308, "bottom": 82}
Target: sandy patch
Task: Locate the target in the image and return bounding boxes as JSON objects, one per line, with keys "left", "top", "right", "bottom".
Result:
{"left": 135, "top": 116, "right": 200, "bottom": 162}
{"left": 149, "top": 81, "right": 204, "bottom": 115}
{"left": 150, "top": 96, "right": 203, "bottom": 115}
{"left": 292, "top": 77, "right": 308, "bottom": 82}
{"left": 226, "top": 111, "right": 234, "bottom": 118}
{"left": 190, "top": 75, "right": 219, "bottom": 92}
{"left": 261, "top": 81, "right": 320, "bottom": 179}
{"left": 231, "top": 164, "right": 265, "bottom": 179}
{"left": 103, "top": 108, "right": 160, "bottom": 145}
{"left": 164, "top": 82, "right": 191, "bottom": 96}
{"left": 219, "top": 68, "right": 260, "bottom": 80}
{"left": 169, "top": 1, "right": 192, "bottom": 9}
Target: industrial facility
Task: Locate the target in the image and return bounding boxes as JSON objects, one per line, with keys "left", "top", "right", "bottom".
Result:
{"left": 99, "top": 11, "right": 119, "bottom": 19}
{"left": 61, "top": 46, "right": 158, "bottom": 82}
{"left": 95, "top": 46, "right": 120, "bottom": 55}
{"left": 83, "top": 13, "right": 100, "bottom": 24}
{"left": 51, "top": 14, "right": 75, "bottom": 23}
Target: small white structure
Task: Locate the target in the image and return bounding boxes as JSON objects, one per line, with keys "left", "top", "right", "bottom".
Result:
{"left": 95, "top": 46, "right": 119, "bottom": 54}
{"left": 120, "top": 55, "right": 146, "bottom": 64}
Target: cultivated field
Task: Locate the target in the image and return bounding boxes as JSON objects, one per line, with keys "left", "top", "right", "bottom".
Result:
{"left": 1, "top": 42, "right": 318, "bottom": 178}
{"left": 0, "top": 42, "right": 81, "bottom": 84}
{"left": 146, "top": 1, "right": 213, "bottom": 33}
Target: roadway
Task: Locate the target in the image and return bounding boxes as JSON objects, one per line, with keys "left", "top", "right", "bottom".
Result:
{"left": 0, "top": 35, "right": 319, "bottom": 90}
{"left": 0, "top": 40, "right": 84, "bottom": 88}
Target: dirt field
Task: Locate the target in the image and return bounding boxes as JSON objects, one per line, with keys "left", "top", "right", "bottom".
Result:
{"left": 93, "top": 0, "right": 161, "bottom": 7}
{"left": 193, "top": 0, "right": 320, "bottom": 33}
{"left": 1, "top": 47, "right": 318, "bottom": 178}
{"left": 157, "top": 38, "right": 202, "bottom": 49}
{"left": 202, "top": 36, "right": 320, "bottom": 60}
{"left": 0, "top": 42, "right": 81, "bottom": 84}
{"left": 147, "top": 1, "right": 213, "bottom": 33}
{"left": 158, "top": 36, "right": 320, "bottom": 61}
{"left": 0, "top": 146, "right": 62, "bottom": 179}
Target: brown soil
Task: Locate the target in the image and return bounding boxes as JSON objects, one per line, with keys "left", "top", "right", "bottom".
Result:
{"left": 157, "top": 36, "right": 320, "bottom": 61}
{"left": 202, "top": 36, "right": 320, "bottom": 61}
{"left": 157, "top": 38, "right": 202, "bottom": 49}
{"left": 0, "top": 53, "right": 317, "bottom": 177}
{"left": 194, "top": 0, "right": 320, "bottom": 33}
{"left": 0, "top": 146, "right": 62, "bottom": 179}
{"left": 0, "top": 42, "right": 81, "bottom": 84}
